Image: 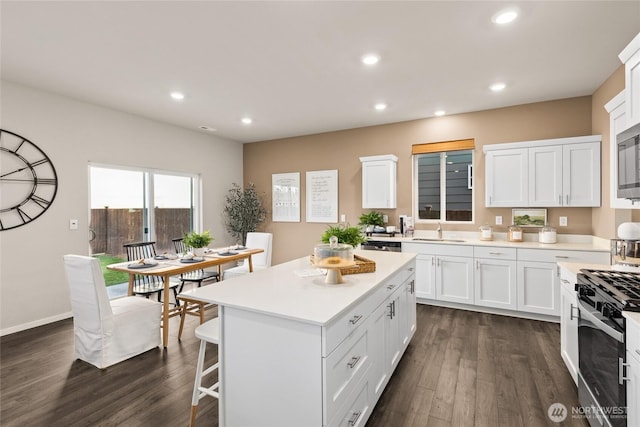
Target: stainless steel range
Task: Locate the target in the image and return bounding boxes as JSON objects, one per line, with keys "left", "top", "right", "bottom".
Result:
{"left": 576, "top": 269, "right": 640, "bottom": 427}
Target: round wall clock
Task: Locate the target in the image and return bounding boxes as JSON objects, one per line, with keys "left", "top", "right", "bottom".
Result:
{"left": 0, "top": 129, "right": 58, "bottom": 231}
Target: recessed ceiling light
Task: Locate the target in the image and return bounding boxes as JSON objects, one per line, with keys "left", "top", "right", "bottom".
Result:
{"left": 199, "top": 126, "right": 217, "bottom": 132}
{"left": 434, "top": 110, "right": 446, "bottom": 116}
{"left": 362, "top": 54, "right": 380, "bottom": 65}
{"left": 170, "top": 91, "right": 185, "bottom": 100}
{"left": 490, "top": 82, "right": 507, "bottom": 92}
{"left": 374, "top": 103, "right": 387, "bottom": 111}
{"left": 241, "top": 117, "right": 252, "bottom": 125}
{"left": 492, "top": 8, "right": 519, "bottom": 25}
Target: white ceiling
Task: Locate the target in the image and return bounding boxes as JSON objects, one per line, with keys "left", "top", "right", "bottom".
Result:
{"left": 2, "top": 1, "right": 639, "bottom": 143}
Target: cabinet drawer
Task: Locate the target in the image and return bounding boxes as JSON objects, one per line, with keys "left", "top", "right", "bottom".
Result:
{"left": 517, "top": 248, "right": 609, "bottom": 264}
{"left": 323, "top": 325, "right": 371, "bottom": 422}
{"left": 323, "top": 282, "right": 388, "bottom": 356}
{"left": 474, "top": 246, "right": 517, "bottom": 260}
{"left": 559, "top": 266, "right": 578, "bottom": 293}
{"left": 328, "top": 375, "right": 370, "bottom": 427}
{"left": 402, "top": 243, "right": 473, "bottom": 257}
{"left": 627, "top": 317, "right": 640, "bottom": 361}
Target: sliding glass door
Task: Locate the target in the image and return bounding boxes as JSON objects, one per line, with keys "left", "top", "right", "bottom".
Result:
{"left": 89, "top": 165, "right": 199, "bottom": 259}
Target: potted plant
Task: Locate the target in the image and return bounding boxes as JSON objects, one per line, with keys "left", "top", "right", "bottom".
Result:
{"left": 321, "top": 224, "right": 367, "bottom": 248}
{"left": 359, "top": 211, "right": 385, "bottom": 233}
{"left": 183, "top": 230, "right": 214, "bottom": 256}
{"left": 224, "top": 183, "right": 267, "bottom": 245}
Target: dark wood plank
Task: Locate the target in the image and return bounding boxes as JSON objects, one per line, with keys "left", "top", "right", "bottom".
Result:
{"left": 1, "top": 304, "right": 587, "bottom": 427}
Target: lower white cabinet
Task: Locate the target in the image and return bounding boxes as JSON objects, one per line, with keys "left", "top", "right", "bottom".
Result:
{"left": 414, "top": 254, "right": 436, "bottom": 299}
{"left": 517, "top": 260, "right": 560, "bottom": 316}
{"left": 474, "top": 247, "right": 517, "bottom": 310}
{"left": 437, "top": 255, "right": 474, "bottom": 304}
{"left": 559, "top": 266, "right": 579, "bottom": 385}
{"left": 626, "top": 316, "right": 640, "bottom": 427}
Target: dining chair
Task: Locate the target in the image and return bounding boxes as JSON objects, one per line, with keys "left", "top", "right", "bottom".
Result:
{"left": 172, "top": 238, "right": 220, "bottom": 289}
{"left": 222, "top": 232, "right": 273, "bottom": 280}
{"left": 123, "top": 241, "right": 181, "bottom": 305}
{"left": 63, "top": 254, "right": 161, "bottom": 369}
{"left": 189, "top": 317, "right": 220, "bottom": 427}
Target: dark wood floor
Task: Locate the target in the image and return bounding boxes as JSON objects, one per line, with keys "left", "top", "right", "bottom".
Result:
{"left": 0, "top": 305, "right": 586, "bottom": 427}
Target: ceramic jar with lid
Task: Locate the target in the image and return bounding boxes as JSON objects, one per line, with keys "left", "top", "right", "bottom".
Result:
{"left": 508, "top": 225, "right": 523, "bottom": 242}
{"left": 480, "top": 225, "right": 493, "bottom": 241}
{"left": 538, "top": 225, "right": 557, "bottom": 244}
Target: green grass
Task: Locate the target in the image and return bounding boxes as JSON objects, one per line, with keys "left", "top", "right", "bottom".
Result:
{"left": 97, "top": 254, "right": 129, "bottom": 287}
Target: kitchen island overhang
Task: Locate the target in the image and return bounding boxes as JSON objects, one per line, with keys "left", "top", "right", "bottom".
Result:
{"left": 187, "top": 250, "right": 417, "bottom": 427}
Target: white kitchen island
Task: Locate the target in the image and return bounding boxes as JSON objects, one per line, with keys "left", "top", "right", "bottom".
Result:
{"left": 187, "top": 250, "right": 417, "bottom": 427}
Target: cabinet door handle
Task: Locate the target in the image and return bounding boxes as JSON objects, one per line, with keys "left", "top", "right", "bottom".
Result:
{"left": 408, "top": 267, "right": 414, "bottom": 272}
{"left": 555, "top": 256, "right": 570, "bottom": 259}
{"left": 349, "top": 315, "right": 363, "bottom": 325}
{"left": 387, "top": 303, "right": 394, "bottom": 319}
{"left": 431, "top": 257, "right": 435, "bottom": 266}
{"left": 436, "top": 258, "right": 440, "bottom": 267}
{"left": 620, "top": 358, "right": 631, "bottom": 383}
{"left": 476, "top": 260, "right": 479, "bottom": 270}
{"left": 347, "top": 356, "right": 361, "bottom": 369}
{"left": 489, "top": 252, "right": 502, "bottom": 255}
{"left": 636, "top": 349, "right": 640, "bottom": 357}
{"left": 387, "top": 284, "right": 395, "bottom": 290}
{"left": 559, "top": 194, "right": 562, "bottom": 205}
{"left": 570, "top": 304, "right": 578, "bottom": 321}
{"left": 566, "top": 194, "right": 569, "bottom": 205}
{"left": 348, "top": 411, "right": 362, "bottom": 426}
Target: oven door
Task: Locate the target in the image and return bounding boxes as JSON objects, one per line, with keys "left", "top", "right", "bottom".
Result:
{"left": 577, "top": 298, "right": 626, "bottom": 427}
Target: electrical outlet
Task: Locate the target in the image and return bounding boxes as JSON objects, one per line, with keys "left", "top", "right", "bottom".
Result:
{"left": 340, "top": 214, "right": 346, "bottom": 222}
{"left": 383, "top": 215, "right": 388, "bottom": 223}
{"left": 495, "top": 216, "right": 503, "bottom": 225}
{"left": 559, "top": 216, "right": 568, "bottom": 227}
{"left": 69, "top": 219, "right": 78, "bottom": 230}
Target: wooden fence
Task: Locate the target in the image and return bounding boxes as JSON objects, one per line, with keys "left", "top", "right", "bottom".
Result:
{"left": 90, "top": 208, "right": 191, "bottom": 258}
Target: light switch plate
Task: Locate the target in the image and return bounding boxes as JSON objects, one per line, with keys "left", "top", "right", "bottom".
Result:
{"left": 69, "top": 219, "right": 79, "bottom": 230}
{"left": 340, "top": 214, "right": 346, "bottom": 222}
{"left": 559, "top": 216, "right": 568, "bottom": 227}
{"left": 495, "top": 216, "right": 503, "bottom": 225}
{"left": 383, "top": 215, "right": 388, "bottom": 223}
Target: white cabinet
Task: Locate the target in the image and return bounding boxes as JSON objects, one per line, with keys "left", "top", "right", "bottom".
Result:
{"left": 402, "top": 243, "right": 473, "bottom": 304}
{"left": 559, "top": 266, "right": 579, "bottom": 385}
{"left": 414, "top": 254, "right": 436, "bottom": 299}
{"left": 562, "top": 142, "right": 601, "bottom": 207}
{"left": 437, "top": 255, "right": 474, "bottom": 305}
{"left": 516, "top": 260, "right": 559, "bottom": 316}
{"left": 605, "top": 91, "right": 638, "bottom": 209}
{"left": 620, "top": 32, "right": 640, "bottom": 128}
{"left": 626, "top": 316, "right": 640, "bottom": 427}
{"left": 360, "top": 155, "right": 397, "bottom": 209}
{"left": 484, "top": 136, "right": 601, "bottom": 207}
{"left": 485, "top": 148, "right": 528, "bottom": 207}
{"left": 473, "top": 247, "right": 517, "bottom": 310}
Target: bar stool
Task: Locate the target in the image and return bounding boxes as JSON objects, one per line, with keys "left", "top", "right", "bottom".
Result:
{"left": 190, "top": 317, "right": 220, "bottom": 427}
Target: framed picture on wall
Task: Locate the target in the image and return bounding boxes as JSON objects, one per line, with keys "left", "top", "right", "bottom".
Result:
{"left": 512, "top": 209, "right": 547, "bottom": 227}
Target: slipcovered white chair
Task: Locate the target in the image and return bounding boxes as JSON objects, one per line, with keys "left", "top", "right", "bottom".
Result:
{"left": 63, "top": 254, "right": 161, "bottom": 369}
{"left": 222, "top": 232, "right": 273, "bottom": 280}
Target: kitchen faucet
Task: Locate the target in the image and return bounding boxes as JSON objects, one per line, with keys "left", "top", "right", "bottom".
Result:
{"left": 437, "top": 222, "right": 442, "bottom": 239}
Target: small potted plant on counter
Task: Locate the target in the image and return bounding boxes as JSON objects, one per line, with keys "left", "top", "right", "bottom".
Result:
{"left": 183, "top": 230, "right": 214, "bottom": 257}
{"left": 321, "top": 224, "right": 367, "bottom": 248}
{"left": 358, "top": 211, "right": 385, "bottom": 233}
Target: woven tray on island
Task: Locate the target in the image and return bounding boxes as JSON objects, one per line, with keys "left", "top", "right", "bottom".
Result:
{"left": 310, "top": 254, "right": 376, "bottom": 275}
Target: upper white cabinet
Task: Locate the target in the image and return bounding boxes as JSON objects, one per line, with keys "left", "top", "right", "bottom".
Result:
{"left": 485, "top": 148, "right": 528, "bottom": 207}
{"left": 360, "top": 155, "right": 397, "bottom": 209}
{"left": 620, "top": 32, "right": 640, "bottom": 129}
{"left": 484, "top": 135, "right": 601, "bottom": 207}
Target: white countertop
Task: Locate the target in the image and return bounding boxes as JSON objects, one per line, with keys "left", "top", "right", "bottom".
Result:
{"left": 186, "top": 250, "right": 416, "bottom": 326}
{"left": 367, "top": 232, "right": 610, "bottom": 252}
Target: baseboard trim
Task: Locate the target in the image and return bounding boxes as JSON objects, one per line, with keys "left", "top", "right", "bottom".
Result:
{"left": 1, "top": 311, "right": 73, "bottom": 337}
{"left": 416, "top": 298, "right": 560, "bottom": 323}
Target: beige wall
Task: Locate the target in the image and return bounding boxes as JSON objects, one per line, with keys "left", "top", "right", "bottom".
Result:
{"left": 245, "top": 96, "right": 600, "bottom": 265}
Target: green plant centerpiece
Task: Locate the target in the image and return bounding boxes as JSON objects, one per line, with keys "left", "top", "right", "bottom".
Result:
{"left": 359, "top": 211, "right": 384, "bottom": 233}
{"left": 321, "top": 224, "right": 367, "bottom": 248}
{"left": 183, "top": 230, "right": 214, "bottom": 256}
{"left": 224, "top": 183, "right": 267, "bottom": 245}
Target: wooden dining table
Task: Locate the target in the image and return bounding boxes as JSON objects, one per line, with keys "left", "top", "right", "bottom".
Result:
{"left": 106, "top": 248, "right": 264, "bottom": 347}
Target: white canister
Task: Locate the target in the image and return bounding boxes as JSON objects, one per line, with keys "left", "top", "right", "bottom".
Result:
{"left": 480, "top": 225, "right": 493, "bottom": 241}
{"left": 539, "top": 226, "right": 557, "bottom": 244}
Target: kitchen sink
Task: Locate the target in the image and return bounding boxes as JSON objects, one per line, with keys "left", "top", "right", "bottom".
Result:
{"left": 412, "top": 238, "right": 466, "bottom": 243}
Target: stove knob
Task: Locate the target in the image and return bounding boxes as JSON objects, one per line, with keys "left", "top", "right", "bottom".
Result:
{"left": 602, "top": 305, "right": 611, "bottom": 318}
